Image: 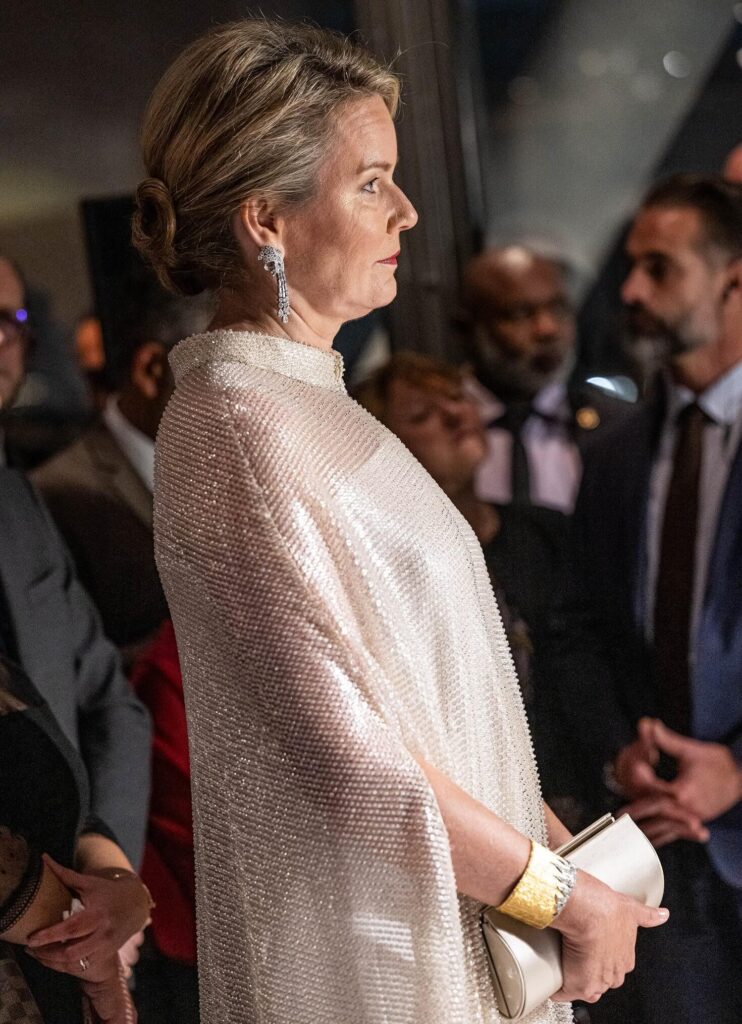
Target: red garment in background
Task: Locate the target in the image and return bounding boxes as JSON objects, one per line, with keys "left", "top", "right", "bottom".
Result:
{"left": 131, "top": 620, "right": 196, "bottom": 966}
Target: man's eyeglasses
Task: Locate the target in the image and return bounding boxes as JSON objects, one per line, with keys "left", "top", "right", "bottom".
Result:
{"left": 0, "top": 309, "right": 29, "bottom": 350}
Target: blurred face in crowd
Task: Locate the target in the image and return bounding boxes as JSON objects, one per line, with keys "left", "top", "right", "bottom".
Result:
{"left": 0, "top": 259, "right": 28, "bottom": 411}
{"left": 74, "top": 316, "right": 106, "bottom": 373}
{"left": 723, "top": 144, "right": 742, "bottom": 184}
{"left": 622, "top": 206, "right": 733, "bottom": 358}
{"left": 462, "top": 247, "right": 576, "bottom": 399}
{"left": 118, "top": 341, "right": 176, "bottom": 442}
{"left": 383, "top": 374, "right": 487, "bottom": 496}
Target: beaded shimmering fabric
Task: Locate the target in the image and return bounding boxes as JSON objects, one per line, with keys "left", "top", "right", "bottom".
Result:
{"left": 155, "top": 330, "right": 573, "bottom": 1024}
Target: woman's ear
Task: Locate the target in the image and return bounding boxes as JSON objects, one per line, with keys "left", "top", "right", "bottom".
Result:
{"left": 233, "top": 197, "right": 285, "bottom": 252}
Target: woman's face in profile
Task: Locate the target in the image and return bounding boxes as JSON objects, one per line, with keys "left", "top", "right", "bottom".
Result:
{"left": 281, "top": 94, "right": 418, "bottom": 324}
{"left": 384, "top": 377, "right": 487, "bottom": 494}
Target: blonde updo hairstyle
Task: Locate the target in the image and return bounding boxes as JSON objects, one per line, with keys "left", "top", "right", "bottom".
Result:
{"left": 133, "top": 20, "right": 400, "bottom": 296}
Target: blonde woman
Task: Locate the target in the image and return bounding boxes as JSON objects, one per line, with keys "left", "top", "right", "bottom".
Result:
{"left": 133, "top": 20, "right": 667, "bottom": 1024}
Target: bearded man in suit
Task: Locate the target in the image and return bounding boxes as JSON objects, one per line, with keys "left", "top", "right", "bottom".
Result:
{"left": 548, "top": 175, "right": 742, "bottom": 1023}
{"left": 460, "top": 246, "right": 629, "bottom": 631}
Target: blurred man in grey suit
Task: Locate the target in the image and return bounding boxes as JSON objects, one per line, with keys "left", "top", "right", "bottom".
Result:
{"left": 0, "top": 467, "right": 151, "bottom": 868}
{"left": 33, "top": 290, "right": 210, "bottom": 665}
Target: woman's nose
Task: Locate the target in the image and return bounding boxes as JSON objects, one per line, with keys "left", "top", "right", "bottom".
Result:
{"left": 441, "top": 400, "right": 465, "bottom": 426}
{"left": 391, "top": 184, "right": 418, "bottom": 232}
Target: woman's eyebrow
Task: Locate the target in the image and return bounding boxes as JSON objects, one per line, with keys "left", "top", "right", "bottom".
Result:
{"left": 355, "top": 160, "right": 397, "bottom": 174}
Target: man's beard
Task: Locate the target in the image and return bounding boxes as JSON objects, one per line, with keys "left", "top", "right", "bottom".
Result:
{"left": 626, "top": 305, "right": 703, "bottom": 359}
{"left": 473, "top": 335, "right": 573, "bottom": 400}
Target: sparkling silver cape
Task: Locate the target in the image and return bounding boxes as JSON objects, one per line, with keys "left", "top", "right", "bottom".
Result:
{"left": 155, "top": 330, "right": 573, "bottom": 1024}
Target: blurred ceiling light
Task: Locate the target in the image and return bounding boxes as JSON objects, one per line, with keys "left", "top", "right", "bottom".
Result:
{"left": 507, "top": 76, "right": 540, "bottom": 105}
{"left": 663, "top": 50, "right": 692, "bottom": 77}
{"left": 631, "top": 72, "right": 663, "bottom": 102}
{"left": 608, "top": 47, "right": 638, "bottom": 76}
{"left": 578, "top": 49, "right": 608, "bottom": 77}
{"left": 586, "top": 375, "right": 639, "bottom": 402}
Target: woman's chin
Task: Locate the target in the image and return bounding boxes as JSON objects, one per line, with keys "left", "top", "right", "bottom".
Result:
{"left": 374, "top": 276, "right": 399, "bottom": 307}
{"left": 335, "top": 279, "right": 398, "bottom": 324}
{"left": 457, "top": 436, "right": 488, "bottom": 466}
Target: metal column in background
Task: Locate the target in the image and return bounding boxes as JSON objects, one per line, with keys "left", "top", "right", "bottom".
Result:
{"left": 353, "top": 0, "right": 486, "bottom": 359}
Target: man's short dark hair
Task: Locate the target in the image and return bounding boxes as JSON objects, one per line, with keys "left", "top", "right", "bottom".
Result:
{"left": 112, "top": 278, "right": 212, "bottom": 387}
{"left": 641, "top": 174, "right": 742, "bottom": 259}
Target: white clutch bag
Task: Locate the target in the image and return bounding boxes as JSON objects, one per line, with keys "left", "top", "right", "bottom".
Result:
{"left": 481, "top": 814, "right": 664, "bottom": 1020}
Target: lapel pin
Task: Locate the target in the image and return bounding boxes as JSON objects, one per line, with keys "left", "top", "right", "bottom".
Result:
{"left": 576, "top": 406, "right": 600, "bottom": 430}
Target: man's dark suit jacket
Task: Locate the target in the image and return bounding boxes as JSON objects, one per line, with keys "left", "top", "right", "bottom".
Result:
{"left": 482, "top": 381, "right": 632, "bottom": 630}
{"left": 543, "top": 391, "right": 742, "bottom": 890}
{"left": 32, "top": 421, "right": 168, "bottom": 657}
{"left": 0, "top": 468, "right": 151, "bottom": 866}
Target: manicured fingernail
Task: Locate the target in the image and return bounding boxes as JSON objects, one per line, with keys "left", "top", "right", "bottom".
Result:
{"left": 657, "top": 908, "right": 669, "bottom": 921}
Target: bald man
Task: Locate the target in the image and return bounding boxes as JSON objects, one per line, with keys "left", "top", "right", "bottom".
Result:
{"left": 0, "top": 259, "right": 29, "bottom": 419}
{"left": 460, "top": 246, "right": 627, "bottom": 628}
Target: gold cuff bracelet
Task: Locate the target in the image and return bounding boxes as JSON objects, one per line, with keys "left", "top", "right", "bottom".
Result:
{"left": 496, "top": 841, "right": 575, "bottom": 929}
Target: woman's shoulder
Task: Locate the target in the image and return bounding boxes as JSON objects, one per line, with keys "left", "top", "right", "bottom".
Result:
{"left": 159, "top": 359, "right": 393, "bottom": 480}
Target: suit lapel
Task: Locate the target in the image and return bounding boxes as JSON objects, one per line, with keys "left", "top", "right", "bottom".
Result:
{"left": 703, "top": 433, "right": 742, "bottom": 639}
{"left": 84, "top": 425, "right": 153, "bottom": 528}
{"left": 626, "top": 398, "right": 664, "bottom": 632}
{"left": 0, "top": 471, "right": 59, "bottom": 683}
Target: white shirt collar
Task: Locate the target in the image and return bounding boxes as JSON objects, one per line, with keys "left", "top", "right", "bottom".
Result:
{"left": 532, "top": 381, "right": 569, "bottom": 418}
{"left": 667, "top": 358, "right": 742, "bottom": 426}
{"left": 467, "top": 377, "right": 569, "bottom": 421}
{"left": 102, "top": 395, "right": 155, "bottom": 493}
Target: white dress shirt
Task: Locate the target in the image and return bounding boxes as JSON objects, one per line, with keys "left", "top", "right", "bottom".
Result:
{"left": 645, "top": 359, "right": 742, "bottom": 659}
{"left": 471, "top": 379, "right": 582, "bottom": 514}
{"left": 102, "top": 395, "right": 155, "bottom": 494}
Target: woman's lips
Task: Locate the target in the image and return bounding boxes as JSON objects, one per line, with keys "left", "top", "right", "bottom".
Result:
{"left": 377, "top": 251, "right": 400, "bottom": 265}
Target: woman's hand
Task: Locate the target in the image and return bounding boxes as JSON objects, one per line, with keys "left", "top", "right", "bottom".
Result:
{"left": 81, "top": 956, "right": 137, "bottom": 1024}
{"left": 24, "top": 854, "right": 151, "bottom": 978}
{"left": 550, "top": 870, "right": 669, "bottom": 1003}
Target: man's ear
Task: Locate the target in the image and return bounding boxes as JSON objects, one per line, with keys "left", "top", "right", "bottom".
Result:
{"left": 233, "top": 196, "right": 285, "bottom": 253}
{"left": 721, "top": 256, "right": 742, "bottom": 304}
{"left": 131, "top": 342, "right": 170, "bottom": 401}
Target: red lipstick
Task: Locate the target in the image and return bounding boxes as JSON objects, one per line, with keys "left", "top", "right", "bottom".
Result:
{"left": 377, "top": 251, "right": 400, "bottom": 265}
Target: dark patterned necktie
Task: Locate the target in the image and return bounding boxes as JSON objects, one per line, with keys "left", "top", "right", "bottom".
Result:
{"left": 0, "top": 581, "right": 12, "bottom": 658}
{"left": 653, "top": 402, "right": 706, "bottom": 734}
{"left": 491, "top": 403, "right": 533, "bottom": 507}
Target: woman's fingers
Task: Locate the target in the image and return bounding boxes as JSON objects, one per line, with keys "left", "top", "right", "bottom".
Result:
{"left": 41, "top": 853, "right": 90, "bottom": 892}
{"left": 27, "top": 909, "right": 96, "bottom": 948}
{"left": 31, "top": 933, "right": 100, "bottom": 963}
{"left": 637, "top": 904, "right": 669, "bottom": 929}
{"left": 25, "top": 940, "right": 94, "bottom": 974}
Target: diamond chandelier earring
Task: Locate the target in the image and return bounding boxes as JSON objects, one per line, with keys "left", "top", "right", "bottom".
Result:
{"left": 257, "top": 245, "right": 291, "bottom": 323}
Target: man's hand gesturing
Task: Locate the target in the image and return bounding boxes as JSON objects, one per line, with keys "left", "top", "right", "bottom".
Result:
{"left": 614, "top": 718, "right": 742, "bottom": 848}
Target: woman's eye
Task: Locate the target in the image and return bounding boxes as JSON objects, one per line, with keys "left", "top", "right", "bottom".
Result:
{"left": 362, "top": 178, "right": 379, "bottom": 194}
{"left": 408, "top": 409, "right": 430, "bottom": 424}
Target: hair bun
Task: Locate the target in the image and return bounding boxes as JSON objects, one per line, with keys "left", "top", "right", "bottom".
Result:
{"left": 132, "top": 177, "right": 183, "bottom": 292}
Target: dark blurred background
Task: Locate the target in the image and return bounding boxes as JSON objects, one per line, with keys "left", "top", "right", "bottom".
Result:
{"left": 1, "top": 0, "right": 740, "bottom": 419}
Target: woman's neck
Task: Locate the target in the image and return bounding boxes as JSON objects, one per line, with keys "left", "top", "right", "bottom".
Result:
{"left": 209, "top": 290, "right": 339, "bottom": 353}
